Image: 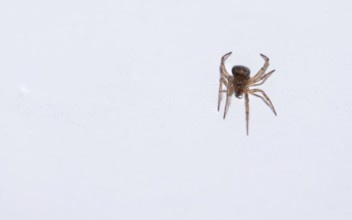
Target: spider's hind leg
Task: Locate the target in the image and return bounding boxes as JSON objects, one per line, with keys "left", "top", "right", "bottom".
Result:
{"left": 218, "top": 77, "right": 228, "bottom": 111}
{"left": 249, "top": 69, "right": 275, "bottom": 86}
{"left": 249, "top": 54, "right": 270, "bottom": 83}
{"left": 223, "top": 89, "right": 231, "bottom": 119}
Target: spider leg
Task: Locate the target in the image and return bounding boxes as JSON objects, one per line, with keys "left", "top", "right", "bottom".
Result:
{"left": 249, "top": 70, "right": 275, "bottom": 86}
{"left": 248, "top": 89, "right": 277, "bottom": 115}
{"left": 220, "top": 52, "right": 232, "bottom": 78}
{"left": 218, "top": 52, "right": 232, "bottom": 112}
{"left": 245, "top": 93, "right": 250, "bottom": 136}
{"left": 218, "top": 77, "right": 228, "bottom": 111}
{"left": 249, "top": 92, "right": 276, "bottom": 115}
{"left": 249, "top": 54, "right": 270, "bottom": 83}
{"left": 223, "top": 88, "right": 231, "bottom": 119}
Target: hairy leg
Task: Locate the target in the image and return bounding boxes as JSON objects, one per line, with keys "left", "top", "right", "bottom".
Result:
{"left": 249, "top": 89, "right": 277, "bottom": 115}
{"left": 245, "top": 93, "right": 250, "bottom": 135}
{"left": 223, "top": 89, "right": 231, "bottom": 119}
{"left": 249, "top": 69, "right": 275, "bottom": 86}
{"left": 218, "top": 52, "right": 232, "bottom": 111}
{"left": 249, "top": 92, "right": 276, "bottom": 115}
{"left": 220, "top": 52, "right": 232, "bottom": 78}
{"left": 218, "top": 77, "right": 228, "bottom": 111}
{"left": 249, "top": 54, "right": 270, "bottom": 83}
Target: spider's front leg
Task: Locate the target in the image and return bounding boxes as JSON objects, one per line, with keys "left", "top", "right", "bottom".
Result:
{"left": 223, "top": 84, "right": 235, "bottom": 119}
{"left": 248, "top": 88, "right": 277, "bottom": 115}
{"left": 245, "top": 93, "right": 250, "bottom": 135}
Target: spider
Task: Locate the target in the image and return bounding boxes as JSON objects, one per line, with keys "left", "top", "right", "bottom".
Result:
{"left": 217, "top": 52, "right": 277, "bottom": 135}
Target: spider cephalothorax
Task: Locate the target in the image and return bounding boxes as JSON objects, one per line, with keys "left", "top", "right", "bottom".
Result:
{"left": 217, "top": 52, "right": 277, "bottom": 135}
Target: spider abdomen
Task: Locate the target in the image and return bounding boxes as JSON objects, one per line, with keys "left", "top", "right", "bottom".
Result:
{"left": 231, "top": 65, "right": 251, "bottom": 78}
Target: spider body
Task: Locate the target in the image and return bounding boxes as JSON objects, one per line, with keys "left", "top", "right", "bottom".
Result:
{"left": 231, "top": 65, "right": 251, "bottom": 98}
{"left": 217, "top": 52, "right": 277, "bottom": 135}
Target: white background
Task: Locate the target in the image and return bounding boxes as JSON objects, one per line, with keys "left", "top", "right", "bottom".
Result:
{"left": 0, "top": 0, "right": 351, "bottom": 219}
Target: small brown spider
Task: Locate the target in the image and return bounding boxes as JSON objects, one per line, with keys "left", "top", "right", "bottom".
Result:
{"left": 217, "top": 52, "right": 277, "bottom": 135}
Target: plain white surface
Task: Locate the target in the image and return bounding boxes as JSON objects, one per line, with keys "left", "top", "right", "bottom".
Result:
{"left": 0, "top": 0, "right": 352, "bottom": 219}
